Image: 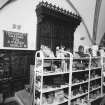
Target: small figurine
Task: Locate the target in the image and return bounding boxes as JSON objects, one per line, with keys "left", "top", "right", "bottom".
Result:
{"left": 40, "top": 45, "right": 55, "bottom": 58}
{"left": 56, "top": 45, "right": 68, "bottom": 58}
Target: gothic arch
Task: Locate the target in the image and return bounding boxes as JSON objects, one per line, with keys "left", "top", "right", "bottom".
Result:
{"left": 93, "top": 0, "right": 102, "bottom": 43}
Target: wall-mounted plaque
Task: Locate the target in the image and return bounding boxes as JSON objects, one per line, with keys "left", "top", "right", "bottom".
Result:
{"left": 3, "top": 30, "right": 28, "bottom": 48}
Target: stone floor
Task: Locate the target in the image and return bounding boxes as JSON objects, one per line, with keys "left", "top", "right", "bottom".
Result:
{"left": 15, "top": 90, "right": 32, "bottom": 105}
{"left": 1, "top": 90, "right": 104, "bottom": 105}
{"left": 0, "top": 97, "right": 20, "bottom": 105}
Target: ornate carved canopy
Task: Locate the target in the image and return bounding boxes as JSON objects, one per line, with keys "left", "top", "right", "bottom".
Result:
{"left": 35, "top": 1, "right": 81, "bottom": 53}
{"left": 36, "top": 1, "right": 81, "bottom": 30}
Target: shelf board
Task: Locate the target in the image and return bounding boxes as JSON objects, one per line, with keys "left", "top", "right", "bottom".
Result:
{"left": 73, "top": 56, "right": 101, "bottom": 60}
{"left": 90, "top": 67, "right": 102, "bottom": 70}
{"left": 42, "top": 85, "right": 69, "bottom": 93}
{"left": 89, "top": 94, "right": 102, "bottom": 103}
{"left": 91, "top": 56, "right": 101, "bottom": 59}
{"left": 90, "top": 76, "right": 101, "bottom": 81}
{"left": 72, "top": 67, "right": 102, "bottom": 73}
{"left": 73, "top": 57, "right": 90, "bottom": 60}
{"left": 72, "top": 80, "right": 88, "bottom": 86}
{"left": 42, "top": 57, "right": 70, "bottom": 60}
{"left": 42, "top": 97, "right": 68, "bottom": 105}
{"left": 72, "top": 69, "right": 89, "bottom": 73}
{"left": 89, "top": 86, "right": 101, "bottom": 92}
{"left": 43, "top": 71, "right": 69, "bottom": 76}
{"left": 103, "top": 72, "right": 105, "bottom": 77}
{"left": 36, "top": 84, "right": 69, "bottom": 93}
{"left": 71, "top": 92, "right": 88, "bottom": 100}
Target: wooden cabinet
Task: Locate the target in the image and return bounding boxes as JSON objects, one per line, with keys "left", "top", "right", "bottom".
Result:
{"left": 0, "top": 50, "right": 35, "bottom": 98}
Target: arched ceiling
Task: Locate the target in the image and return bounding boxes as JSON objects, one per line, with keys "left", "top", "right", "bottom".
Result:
{"left": 95, "top": 0, "right": 105, "bottom": 45}
{"left": 63, "top": 0, "right": 105, "bottom": 46}
{"left": 66, "top": 0, "right": 96, "bottom": 44}
{"left": 35, "top": 0, "right": 105, "bottom": 46}
{"left": 92, "top": 0, "right": 102, "bottom": 43}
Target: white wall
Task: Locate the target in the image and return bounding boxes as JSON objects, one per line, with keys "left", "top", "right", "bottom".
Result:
{"left": 96, "top": 0, "right": 105, "bottom": 45}
{"left": 70, "top": 0, "right": 96, "bottom": 37}
{"left": 34, "top": 0, "right": 96, "bottom": 51}
{"left": 0, "top": 0, "right": 96, "bottom": 51}
{"left": 74, "top": 23, "right": 92, "bottom": 52}
{"left": 0, "top": 0, "right": 37, "bottom": 50}
{"left": 67, "top": 0, "right": 96, "bottom": 51}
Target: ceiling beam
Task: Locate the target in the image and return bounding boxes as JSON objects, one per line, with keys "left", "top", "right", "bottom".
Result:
{"left": 92, "top": 0, "right": 102, "bottom": 44}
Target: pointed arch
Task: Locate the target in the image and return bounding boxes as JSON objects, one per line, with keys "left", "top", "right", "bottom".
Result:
{"left": 93, "top": 0, "right": 102, "bottom": 43}
{"left": 66, "top": 0, "right": 94, "bottom": 44}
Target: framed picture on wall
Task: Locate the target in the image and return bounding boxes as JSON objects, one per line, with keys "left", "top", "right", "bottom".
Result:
{"left": 3, "top": 30, "right": 28, "bottom": 48}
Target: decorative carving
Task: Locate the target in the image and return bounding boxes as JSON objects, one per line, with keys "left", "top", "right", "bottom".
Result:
{"left": 36, "top": 1, "right": 81, "bottom": 24}
{"left": 35, "top": 1, "right": 81, "bottom": 53}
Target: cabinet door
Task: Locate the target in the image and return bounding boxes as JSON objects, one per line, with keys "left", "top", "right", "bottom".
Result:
{"left": 11, "top": 54, "right": 28, "bottom": 78}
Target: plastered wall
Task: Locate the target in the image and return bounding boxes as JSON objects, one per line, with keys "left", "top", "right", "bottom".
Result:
{"left": 0, "top": 0, "right": 36, "bottom": 50}
{"left": 0, "top": 0, "right": 96, "bottom": 51}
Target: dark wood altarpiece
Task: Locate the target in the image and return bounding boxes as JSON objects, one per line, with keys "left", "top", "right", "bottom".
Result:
{"left": 36, "top": 1, "right": 81, "bottom": 53}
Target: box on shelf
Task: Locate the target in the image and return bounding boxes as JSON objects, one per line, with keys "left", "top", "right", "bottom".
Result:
{"left": 55, "top": 90, "right": 65, "bottom": 102}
